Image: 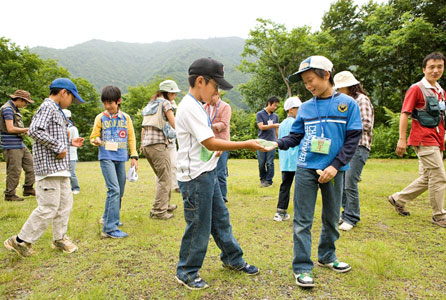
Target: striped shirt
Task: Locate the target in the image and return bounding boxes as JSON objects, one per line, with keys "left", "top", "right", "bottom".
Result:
{"left": 0, "top": 101, "right": 25, "bottom": 149}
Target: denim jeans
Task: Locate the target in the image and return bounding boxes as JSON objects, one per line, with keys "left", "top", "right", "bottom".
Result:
{"left": 277, "top": 171, "right": 295, "bottom": 211}
{"left": 292, "top": 167, "right": 344, "bottom": 274}
{"left": 216, "top": 151, "right": 229, "bottom": 202}
{"left": 257, "top": 149, "right": 275, "bottom": 184}
{"left": 176, "top": 169, "right": 245, "bottom": 282}
{"left": 69, "top": 160, "right": 80, "bottom": 192}
{"left": 341, "top": 146, "right": 369, "bottom": 226}
{"left": 100, "top": 160, "right": 126, "bottom": 233}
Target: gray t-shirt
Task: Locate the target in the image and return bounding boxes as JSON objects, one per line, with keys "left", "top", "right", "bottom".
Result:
{"left": 256, "top": 109, "right": 279, "bottom": 141}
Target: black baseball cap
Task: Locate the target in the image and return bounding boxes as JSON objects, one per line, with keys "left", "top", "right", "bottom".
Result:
{"left": 188, "top": 57, "right": 233, "bottom": 90}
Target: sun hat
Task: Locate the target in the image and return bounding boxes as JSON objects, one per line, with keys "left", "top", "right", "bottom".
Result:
{"left": 288, "top": 56, "right": 334, "bottom": 83}
{"left": 49, "top": 78, "right": 85, "bottom": 104}
{"left": 159, "top": 80, "right": 181, "bottom": 93}
{"left": 188, "top": 57, "right": 233, "bottom": 90}
{"left": 333, "top": 71, "right": 360, "bottom": 89}
{"left": 284, "top": 96, "right": 302, "bottom": 111}
{"left": 10, "top": 90, "right": 34, "bottom": 103}
{"left": 62, "top": 109, "right": 71, "bottom": 118}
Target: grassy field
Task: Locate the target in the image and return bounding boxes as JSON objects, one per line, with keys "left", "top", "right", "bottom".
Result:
{"left": 1, "top": 158, "right": 446, "bottom": 299}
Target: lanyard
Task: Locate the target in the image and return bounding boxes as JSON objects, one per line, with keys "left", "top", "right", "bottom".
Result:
{"left": 208, "top": 100, "right": 221, "bottom": 124}
{"left": 55, "top": 103, "right": 73, "bottom": 126}
{"left": 313, "top": 93, "right": 335, "bottom": 138}
{"left": 188, "top": 93, "right": 212, "bottom": 128}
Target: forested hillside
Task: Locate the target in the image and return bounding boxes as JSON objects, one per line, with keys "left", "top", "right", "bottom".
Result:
{"left": 31, "top": 37, "right": 250, "bottom": 109}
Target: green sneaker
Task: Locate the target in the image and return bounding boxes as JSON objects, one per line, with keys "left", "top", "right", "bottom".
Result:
{"left": 294, "top": 272, "right": 314, "bottom": 288}
{"left": 317, "top": 260, "right": 351, "bottom": 273}
{"left": 4, "top": 236, "right": 33, "bottom": 257}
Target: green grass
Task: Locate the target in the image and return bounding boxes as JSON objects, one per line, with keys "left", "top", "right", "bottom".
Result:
{"left": 1, "top": 159, "right": 446, "bottom": 299}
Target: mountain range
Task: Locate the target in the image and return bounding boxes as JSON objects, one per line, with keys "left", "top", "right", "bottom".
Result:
{"left": 31, "top": 37, "right": 250, "bottom": 109}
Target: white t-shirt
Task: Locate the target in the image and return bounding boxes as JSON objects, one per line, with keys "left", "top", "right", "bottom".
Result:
{"left": 68, "top": 125, "right": 79, "bottom": 161}
{"left": 176, "top": 93, "right": 219, "bottom": 182}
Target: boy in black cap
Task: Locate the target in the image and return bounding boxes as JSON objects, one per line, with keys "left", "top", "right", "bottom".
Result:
{"left": 4, "top": 78, "right": 85, "bottom": 257}
{"left": 175, "top": 58, "right": 263, "bottom": 290}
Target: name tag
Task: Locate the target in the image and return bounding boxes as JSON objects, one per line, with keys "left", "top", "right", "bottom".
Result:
{"left": 267, "top": 120, "right": 273, "bottom": 125}
{"left": 310, "top": 136, "right": 331, "bottom": 155}
{"left": 105, "top": 141, "right": 119, "bottom": 151}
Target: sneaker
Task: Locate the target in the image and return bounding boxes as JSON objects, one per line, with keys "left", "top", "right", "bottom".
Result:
{"left": 317, "top": 260, "right": 351, "bottom": 273}
{"left": 431, "top": 217, "right": 446, "bottom": 228}
{"left": 72, "top": 190, "right": 80, "bottom": 195}
{"left": 222, "top": 262, "right": 260, "bottom": 275}
{"left": 339, "top": 222, "right": 354, "bottom": 231}
{"left": 339, "top": 217, "right": 344, "bottom": 225}
{"left": 294, "top": 272, "right": 314, "bottom": 288}
{"left": 261, "top": 182, "right": 272, "bottom": 188}
{"left": 51, "top": 236, "right": 78, "bottom": 253}
{"left": 175, "top": 275, "right": 209, "bottom": 290}
{"left": 387, "top": 196, "right": 410, "bottom": 216}
{"left": 5, "top": 194, "right": 24, "bottom": 201}
{"left": 4, "top": 236, "right": 33, "bottom": 257}
{"left": 23, "top": 188, "right": 36, "bottom": 196}
{"left": 101, "top": 229, "right": 129, "bottom": 239}
{"left": 167, "top": 204, "right": 177, "bottom": 212}
{"left": 274, "top": 212, "right": 291, "bottom": 222}
{"left": 150, "top": 212, "right": 174, "bottom": 220}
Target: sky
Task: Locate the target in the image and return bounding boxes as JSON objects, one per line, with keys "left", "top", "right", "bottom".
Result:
{"left": 0, "top": 0, "right": 384, "bottom": 49}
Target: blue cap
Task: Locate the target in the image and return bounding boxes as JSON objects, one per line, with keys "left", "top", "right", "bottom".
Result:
{"left": 49, "top": 78, "right": 85, "bottom": 104}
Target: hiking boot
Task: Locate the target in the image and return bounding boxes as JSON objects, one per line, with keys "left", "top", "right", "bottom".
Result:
{"left": 23, "top": 188, "right": 36, "bottom": 196}
{"left": 339, "top": 222, "right": 354, "bottom": 231}
{"left": 150, "top": 212, "right": 174, "bottom": 220}
{"left": 274, "top": 212, "right": 290, "bottom": 222}
{"left": 387, "top": 196, "right": 410, "bottom": 216}
{"left": 5, "top": 194, "right": 24, "bottom": 201}
{"left": 317, "top": 260, "right": 351, "bottom": 273}
{"left": 431, "top": 217, "right": 446, "bottom": 228}
{"left": 4, "top": 236, "right": 33, "bottom": 257}
{"left": 167, "top": 204, "right": 177, "bottom": 212}
{"left": 51, "top": 236, "right": 78, "bottom": 253}
{"left": 101, "top": 229, "right": 129, "bottom": 239}
{"left": 222, "top": 262, "right": 259, "bottom": 275}
{"left": 175, "top": 275, "right": 209, "bottom": 290}
{"left": 294, "top": 272, "right": 314, "bottom": 288}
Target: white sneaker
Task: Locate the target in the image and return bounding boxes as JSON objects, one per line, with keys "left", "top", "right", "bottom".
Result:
{"left": 339, "top": 222, "right": 354, "bottom": 231}
{"left": 99, "top": 217, "right": 104, "bottom": 224}
{"left": 72, "top": 190, "right": 80, "bottom": 195}
{"left": 273, "top": 213, "right": 290, "bottom": 222}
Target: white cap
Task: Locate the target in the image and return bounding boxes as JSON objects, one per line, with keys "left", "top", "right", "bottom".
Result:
{"left": 284, "top": 96, "right": 302, "bottom": 111}
{"left": 62, "top": 109, "right": 71, "bottom": 118}
{"left": 159, "top": 80, "right": 181, "bottom": 93}
{"left": 334, "top": 71, "right": 360, "bottom": 89}
{"left": 288, "top": 56, "right": 334, "bottom": 82}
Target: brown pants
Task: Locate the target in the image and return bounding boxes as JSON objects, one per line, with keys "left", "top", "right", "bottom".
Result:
{"left": 392, "top": 146, "right": 446, "bottom": 220}
{"left": 3, "top": 148, "right": 35, "bottom": 196}
{"left": 143, "top": 144, "right": 172, "bottom": 216}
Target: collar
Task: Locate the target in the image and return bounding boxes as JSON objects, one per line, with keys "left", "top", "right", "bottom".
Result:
{"left": 421, "top": 77, "right": 443, "bottom": 92}
{"left": 263, "top": 108, "right": 272, "bottom": 115}
{"left": 102, "top": 110, "right": 123, "bottom": 119}
{"left": 8, "top": 100, "right": 19, "bottom": 112}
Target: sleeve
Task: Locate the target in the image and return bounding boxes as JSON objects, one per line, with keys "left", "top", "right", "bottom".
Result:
{"left": 401, "top": 85, "right": 423, "bottom": 114}
{"left": 358, "top": 95, "right": 374, "bottom": 132}
{"left": 126, "top": 115, "right": 138, "bottom": 157}
{"left": 2, "top": 107, "right": 14, "bottom": 120}
{"left": 70, "top": 126, "right": 79, "bottom": 139}
{"left": 256, "top": 111, "right": 263, "bottom": 124}
{"left": 277, "top": 132, "right": 305, "bottom": 150}
{"left": 162, "top": 100, "right": 173, "bottom": 114}
{"left": 28, "top": 106, "right": 65, "bottom": 154}
{"left": 213, "top": 103, "right": 231, "bottom": 132}
{"left": 185, "top": 106, "right": 214, "bottom": 144}
{"left": 89, "top": 114, "right": 102, "bottom": 145}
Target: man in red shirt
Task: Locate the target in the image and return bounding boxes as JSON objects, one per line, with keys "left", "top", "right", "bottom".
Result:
{"left": 389, "top": 52, "right": 446, "bottom": 227}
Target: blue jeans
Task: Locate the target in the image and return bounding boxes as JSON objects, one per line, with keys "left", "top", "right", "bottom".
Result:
{"left": 69, "top": 160, "right": 80, "bottom": 191}
{"left": 257, "top": 149, "right": 275, "bottom": 184}
{"left": 216, "top": 151, "right": 229, "bottom": 202}
{"left": 176, "top": 169, "right": 245, "bottom": 282}
{"left": 341, "top": 146, "right": 370, "bottom": 226}
{"left": 292, "top": 167, "right": 344, "bottom": 274}
{"left": 100, "top": 160, "right": 126, "bottom": 233}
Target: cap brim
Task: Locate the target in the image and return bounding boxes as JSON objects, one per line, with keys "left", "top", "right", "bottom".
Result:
{"left": 72, "top": 90, "right": 85, "bottom": 104}
{"left": 214, "top": 77, "right": 233, "bottom": 90}
{"left": 288, "top": 67, "right": 310, "bottom": 83}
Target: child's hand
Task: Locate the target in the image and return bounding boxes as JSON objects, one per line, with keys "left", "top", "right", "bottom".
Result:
{"left": 131, "top": 158, "right": 138, "bottom": 172}
{"left": 215, "top": 151, "right": 223, "bottom": 157}
{"left": 72, "top": 137, "right": 85, "bottom": 147}
{"left": 317, "top": 166, "right": 338, "bottom": 184}
{"left": 245, "top": 139, "right": 267, "bottom": 151}
{"left": 257, "top": 139, "right": 277, "bottom": 152}
{"left": 92, "top": 137, "right": 102, "bottom": 146}
{"left": 56, "top": 149, "right": 67, "bottom": 159}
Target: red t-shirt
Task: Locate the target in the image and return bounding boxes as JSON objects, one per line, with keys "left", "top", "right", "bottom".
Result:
{"left": 401, "top": 84, "right": 445, "bottom": 151}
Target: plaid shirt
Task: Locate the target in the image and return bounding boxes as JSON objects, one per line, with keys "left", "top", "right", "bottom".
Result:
{"left": 141, "top": 99, "right": 172, "bottom": 146}
{"left": 29, "top": 98, "right": 70, "bottom": 176}
{"left": 355, "top": 93, "right": 374, "bottom": 150}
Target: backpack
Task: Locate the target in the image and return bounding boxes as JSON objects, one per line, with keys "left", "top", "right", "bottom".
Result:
{"left": 141, "top": 99, "right": 176, "bottom": 139}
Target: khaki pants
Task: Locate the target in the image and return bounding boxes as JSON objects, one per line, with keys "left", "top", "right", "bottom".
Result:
{"left": 18, "top": 177, "right": 72, "bottom": 244}
{"left": 3, "top": 148, "right": 35, "bottom": 196}
{"left": 392, "top": 146, "right": 446, "bottom": 219}
{"left": 155, "top": 142, "right": 178, "bottom": 189}
{"left": 143, "top": 144, "right": 171, "bottom": 216}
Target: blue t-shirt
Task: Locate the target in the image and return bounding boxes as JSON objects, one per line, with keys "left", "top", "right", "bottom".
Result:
{"left": 290, "top": 92, "right": 362, "bottom": 171}
{"left": 256, "top": 109, "right": 279, "bottom": 141}
{"left": 279, "top": 116, "right": 299, "bottom": 172}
